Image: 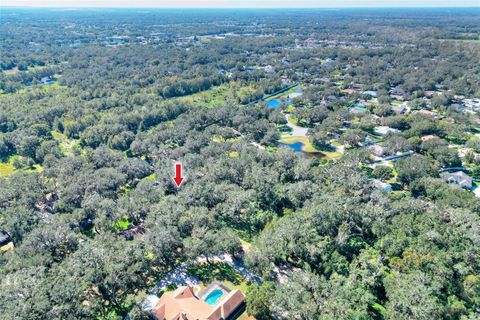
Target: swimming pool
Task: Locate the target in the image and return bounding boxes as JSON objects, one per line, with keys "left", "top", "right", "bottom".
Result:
{"left": 204, "top": 289, "right": 224, "bottom": 305}
{"left": 266, "top": 99, "right": 292, "bottom": 108}
{"left": 266, "top": 99, "right": 281, "bottom": 108}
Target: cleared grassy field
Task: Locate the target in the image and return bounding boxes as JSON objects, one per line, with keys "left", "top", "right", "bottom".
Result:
{"left": 0, "top": 157, "right": 43, "bottom": 177}
{"left": 176, "top": 82, "right": 258, "bottom": 108}
{"left": 0, "top": 161, "right": 15, "bottom": 177}
{"left": 51, "top": 131, "right": 82, "bottom": 156}
{"left": 3, "top": 67, "right": 19, "bottom": 75}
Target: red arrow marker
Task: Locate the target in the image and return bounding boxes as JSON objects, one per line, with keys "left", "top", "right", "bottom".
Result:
{"left": 172, "top": 162, "right": 184, "bottom": 187}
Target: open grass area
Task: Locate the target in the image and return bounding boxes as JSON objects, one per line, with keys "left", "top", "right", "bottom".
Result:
{"left": 212, "top": 134, "right": 243, "bottom": 143}
{"left": 3, "top": 63, "right": 65, "bottom": 76}
{"left": 187, "top": 262, "right": 250, "bottom": 293}
{"left": 114, "top": 218, "right": 132, "bottom": 232}
{"left": 27, "top": 65, "right": 48, "bottom": 72}
{"left": 229, "top": 151, "right": 240, "bottom": 158}
{"left": 286, "top": 115, "right": 299, "bottom": 125}
{"left": 3, "top": 67, "right": 19, "bottom": 75}
{"left": 27, "top": 164, "right": 44, "bottom": 174}
{"left": 321, "top": 149, "right": 343, "bottom": 160}
{"left": 176, "top": 81, "right": 256, "bottom": 108}
{"left": 1, "top": 80, "right": 66, "bottom": 97}
{"left": 0, "top": 157, "right": 43, "bottom": 177}
{"left": 0, "top": 161, "right": 15, "bottom": 177}
{"left": 330, "top": 140, "right": 342, "bottom": 147}
{"left": 51, "top": 130, "right": 81, "bottom": 156}
{"left": 141, "top": 173, "right": 156, "bottom": 182}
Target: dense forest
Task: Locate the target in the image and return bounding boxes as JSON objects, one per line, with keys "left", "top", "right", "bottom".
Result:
{"left": 0, "top": 7, "right": 479, "bottom": 320}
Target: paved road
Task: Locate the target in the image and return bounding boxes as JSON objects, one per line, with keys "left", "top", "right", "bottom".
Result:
{"left": 285, "top": 114, "right": 308, "bottom": 137}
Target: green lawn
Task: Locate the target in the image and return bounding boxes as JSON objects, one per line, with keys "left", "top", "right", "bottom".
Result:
{"left": 0, "top": 161, "right": 15, "bottom": 177}
{"left": 141, "top": 173, "right": 156, "bottom": 182}
{"left": 176, "top": 82, "right": 257, "bottom": 108}
{"left": 0, "top": 157, "right": 43, "bottom": 177}
{"left": 2, "top": 67, "right": 19, "bottom": 75}
{"left": 51, "top": 130, "right": 82, "bottom": 156}
{"left": 321, "top": 149, "right": 343, "bottom": 160}
{"left": 330, "top": 140, "right": 342, "bottom": 147}
{"left": 187, "top": 262, "right": 250, "bottom": 293}
{"left": 114, "top": 218, "right": 132, "bottom": 232}
{"left": 286, "top": 115, "right": 299, "bottom": 125}
{"left": 1, "top": 81, "right": 66, "bottom": 96}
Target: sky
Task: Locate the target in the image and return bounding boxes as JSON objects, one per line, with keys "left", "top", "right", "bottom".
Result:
{"left": 2, "top": 0, "right": 479, "bottom": 8}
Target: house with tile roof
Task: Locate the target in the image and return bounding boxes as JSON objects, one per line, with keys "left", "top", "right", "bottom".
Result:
{"left": 151, "top": 284, "right": 244, "bottom": 320}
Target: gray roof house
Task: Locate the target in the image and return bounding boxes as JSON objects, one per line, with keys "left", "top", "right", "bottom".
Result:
{"left": 372, "top": 179, "right": 392, "bottom": 192}
{"left": 440, "top": 171, "right": 473, "bottom": 189}
{"left": 0, "top": 231, "right": 14, "bottom": 251}
{"left": 390, "top": 86, "right": 405, "bottom": 100}
{"left": 0, "top": 231, "right": 11, "bottom": 246}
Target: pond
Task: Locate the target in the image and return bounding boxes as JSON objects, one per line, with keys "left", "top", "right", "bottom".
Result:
{"left": 280, "top": 141, "right": 304, "bottom": 152}
{"left": 280, "top": 142, "right": 324, "bottom": 158}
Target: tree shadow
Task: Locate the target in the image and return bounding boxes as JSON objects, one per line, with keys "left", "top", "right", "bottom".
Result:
{"left": 187, "top": 262, "right": 242, "bottom": 285}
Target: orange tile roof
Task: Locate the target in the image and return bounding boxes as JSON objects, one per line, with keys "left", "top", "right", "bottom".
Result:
{"left": 152, "top": 286, "right": 244, "bottom": 320}
{"left": 421, "top": 135, "right": 440, "bottom": 142}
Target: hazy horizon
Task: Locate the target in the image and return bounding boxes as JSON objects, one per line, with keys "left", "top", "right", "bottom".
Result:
{"left": 2, "top": 0, "right": 479, "bottom": 8}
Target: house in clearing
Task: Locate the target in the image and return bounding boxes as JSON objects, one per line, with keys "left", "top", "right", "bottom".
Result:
{"left": 392, "top": 104, "right": 408, "bottom": 115}
{"left": 440, "top": 171, "right": 473, "bottom": 189}
{"left": 373, "top": 126, "right": 400, "bottom": 136}
{"left": 40, "top": 76, "right": 55, "bottom": 85}
{"left": 151, "top": 284, "right": 245, "bottom": 320}
{"left": 363, "top": 90, "right": 378, "bottom": 98}
{"left": 349, "top": 104, "right": 368, "bottom": 114}
{"left": 413, "top": 109, "right": 437, "bottom": 119}
{"left": 420, "top": 135, "right": 440, "bottom": 142}
{"left": 372, "top": 179, "right": 392, "bottom": 192}
{"left": 369, "top": 144, "right": 386, "bottom": 157}
{"left": 0, "top": 231, "right": 14, "bottom": 252}
{"left": 390, "top": 86, "right": 405, "bottom": 100}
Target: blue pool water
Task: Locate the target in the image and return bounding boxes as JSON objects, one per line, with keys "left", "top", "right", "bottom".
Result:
{"left": 266, "top": 99, "right": 292, "bottom": 108}
{"left": 266, "top": 99, "right": 281, "bottom": 108}
{"left": 204, "top": 289, "right": 224, "bottom": 305}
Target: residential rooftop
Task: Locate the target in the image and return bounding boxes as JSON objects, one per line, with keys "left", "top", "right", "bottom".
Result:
{"left": 152, "top": 285, "right": 244, "bottom": 320}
